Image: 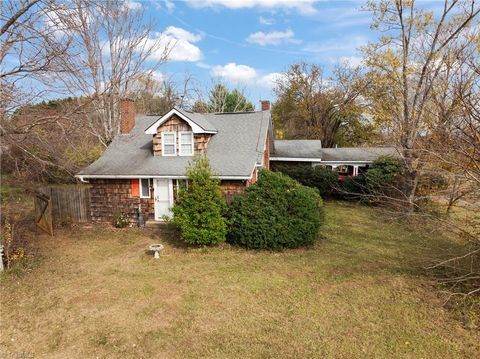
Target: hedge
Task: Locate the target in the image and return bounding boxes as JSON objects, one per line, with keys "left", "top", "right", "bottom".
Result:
{"left": 227, "top": 170, "right": 324, "bottom": 250}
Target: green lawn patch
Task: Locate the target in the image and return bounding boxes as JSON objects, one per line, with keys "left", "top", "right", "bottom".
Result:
{"left": 1, "top": 201, "right": 478, "bottom": 358}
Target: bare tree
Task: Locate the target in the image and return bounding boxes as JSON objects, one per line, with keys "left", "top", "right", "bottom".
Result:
{"left": 363, "top": 0, "right": 480, "bottom": 211}
{"left": 46, "top": 0, "right": 169, "bottom": 145}
{"left": 1, "top": 0, "right": 170, "bottom": 180}
{"left": 363, "top": 0, "right": 480, "bottom": 301}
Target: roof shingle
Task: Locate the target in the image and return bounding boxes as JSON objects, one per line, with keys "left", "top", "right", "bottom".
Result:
{"left": 78, "top": 110, "right": 271, "bottom": 178}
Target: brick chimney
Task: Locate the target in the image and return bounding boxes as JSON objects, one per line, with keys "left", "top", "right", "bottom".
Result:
{"left": 260, "top": 100, "right": 270, "bottom": 111}
{"left": 120, "top": 98, "right": 135, "bottom": 134}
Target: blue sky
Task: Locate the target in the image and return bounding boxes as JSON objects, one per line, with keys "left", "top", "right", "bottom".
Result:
{"left": 134, "top": 0, "right": 376, "bottom": 107}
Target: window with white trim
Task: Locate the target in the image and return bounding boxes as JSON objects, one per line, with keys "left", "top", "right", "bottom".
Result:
{"left": 162, "top": 132, "right": 176, "bottom": 156}
{"left": 179, "top": 131, "right": 194, "bottom": 156}
{"left": 140, "top": 178, "right": 151, "bottom": 198}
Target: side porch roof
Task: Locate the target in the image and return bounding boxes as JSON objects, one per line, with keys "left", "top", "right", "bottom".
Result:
{"left": 271, "top": 140, "right": 399, "bottom": 164}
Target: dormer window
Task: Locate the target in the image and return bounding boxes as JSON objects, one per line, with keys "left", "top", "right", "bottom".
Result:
{"left": 162, "top": 132, "right": 176, "bottom": 156}
{"left": 179, "top": 131, "right": 194, "bottom": 156}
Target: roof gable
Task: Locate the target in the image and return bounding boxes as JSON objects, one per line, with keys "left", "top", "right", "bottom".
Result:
{"left": 144, "top": 108, "right": 217, "bottom": 135}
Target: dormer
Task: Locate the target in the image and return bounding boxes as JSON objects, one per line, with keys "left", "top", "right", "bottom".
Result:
{"left": 145, "top": 108, "right": 217, "bottom": 157}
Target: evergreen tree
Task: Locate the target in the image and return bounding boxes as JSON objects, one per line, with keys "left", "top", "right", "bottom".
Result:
{"left": 172, "top": 156, "right": 227, "bottom": 246}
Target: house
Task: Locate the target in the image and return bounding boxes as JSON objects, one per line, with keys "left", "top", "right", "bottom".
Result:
{"left": 76, "top": 99, "right": 397, "bottom": 223}
{"left": 270, "top": 140, "right": 398, "bottom": 180}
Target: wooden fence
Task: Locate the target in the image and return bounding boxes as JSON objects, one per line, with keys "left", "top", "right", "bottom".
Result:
{"left": 39, "top": 185, "right": 91, "bottom": 225}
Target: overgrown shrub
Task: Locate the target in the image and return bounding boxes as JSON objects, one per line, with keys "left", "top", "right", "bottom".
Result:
{"left": 113, "top": 210, "right": 129, "bottom": 228}
{"left": 172, "top": 156, "right": 227, "bottom": 246}
{"left": 337, "top": 155, "right": 404, "bottom": 202}
{"left": 273, "top": 164, "right": 339, "bottom": 197}
{"left": 338, "top": 173, "right": 369, "bottom": 200}
{"left": 227, "top": 170, "right": 324, "bottom": 250}
{"left": 365, "top": 155, "right": 404, "bottom": 188}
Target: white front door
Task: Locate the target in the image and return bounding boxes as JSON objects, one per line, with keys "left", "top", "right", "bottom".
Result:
{"left": 153, "top": 179, "right": 173, "bottom": 220}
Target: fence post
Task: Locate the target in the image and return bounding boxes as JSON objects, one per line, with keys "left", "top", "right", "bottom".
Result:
{"left": 0, "top": 245, "right": 4, "bottom": 271}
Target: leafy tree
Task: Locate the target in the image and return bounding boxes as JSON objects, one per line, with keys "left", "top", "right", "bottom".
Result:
{"left": 206, "top": 83, "right": 254, "bottom": 113}
{"left": 172, "top": 156, "right": 227, "bottom": 246}
{"left": 272, "top": 62, "right": 376, "bottom": 147}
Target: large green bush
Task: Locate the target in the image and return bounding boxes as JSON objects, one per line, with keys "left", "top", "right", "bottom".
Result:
{"left": 339, "top": 155, "right": 404, "bottom": 201}
{"left": 366, "top": 155, "right": 404, "bottom": 188}
{"left": 172, "top": 156, "right": 227, "bottom": 246}
{"left": 273, "top": 164, "right": 339, "bottom": 197}
{"left": 227, "top": 170, "right": 324, "bottom": 250}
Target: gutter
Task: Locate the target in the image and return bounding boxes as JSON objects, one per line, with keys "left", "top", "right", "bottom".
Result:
{"left": 270, "top": 157, "right": 375, "bottom": 164}
{"left": 270, "top": 157, "right": 322, "bottom": 162}
{"left": 75, "top": 174, "right": 252, "bottom": 181}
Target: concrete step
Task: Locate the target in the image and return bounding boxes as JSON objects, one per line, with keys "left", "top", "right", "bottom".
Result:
{"left": 145, "top": 220, "right": 175, "bottom": 230}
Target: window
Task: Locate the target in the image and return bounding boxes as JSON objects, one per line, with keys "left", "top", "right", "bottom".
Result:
{"left": 179, "top": 131, "right": 194, "bottom": 156}
{"left": 140, "top": 178, "right": 151, "bottom": 198}
{"left": 162, "top": 132, "right": 176, "bottom": 156}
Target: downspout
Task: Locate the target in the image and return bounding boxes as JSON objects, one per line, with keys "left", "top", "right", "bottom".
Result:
{"left": 77, "top": 175, "right": 90, "bottom": 183}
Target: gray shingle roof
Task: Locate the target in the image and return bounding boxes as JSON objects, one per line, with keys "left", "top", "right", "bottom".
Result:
{"left": 272, "top": 140, "right": 323, "bottom": 158}
{"left": 78, "top": 110, "right": 271, "bottom": 178}
{"left": 272, "top": 140, "right": 399, "bottom": 162}
{"left": 320, "top": 147, "right": 399, "bottom": 162}
{"left": 175, "top": 107, "right": 217, "bottom": 132}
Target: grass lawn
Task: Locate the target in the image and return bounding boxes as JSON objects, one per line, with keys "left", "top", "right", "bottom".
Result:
{"left": 1, "top": 201, "right": 479, "bottom": 358}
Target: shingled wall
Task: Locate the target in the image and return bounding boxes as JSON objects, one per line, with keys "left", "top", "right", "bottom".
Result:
{"left": 89, "top": 179, "right": 154, "bottom": 224}
{"left": 89, "top": 178, "right": 248, "bottom": 223}
{"left": 152, "top": 115, "right": 212, "bottom": 156}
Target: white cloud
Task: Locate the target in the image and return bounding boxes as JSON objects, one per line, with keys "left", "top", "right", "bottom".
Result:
{"left": 196, "top": 62, "right": 211, "bottom": 69}
{"left": 258, "top": 72, "right": 282, "bottom": 89}
{"left": 147, "top": 27, "right": 203, "bottom": 62}
{"left": 187, "top": 0, "right": 317, "bottom": 15}
{"left": 164, "top": 0, "right": 175, "bottom": 13}
{"left": 210, "top": 63, "right": 282, "bottom": 91}
{"left": 259, "top": 16, "right": 275, "bottom": 25}
{"left": 339, "top": 56, "right": 363, "bottom": 67}
{"left": 126, "top": 0, "right": 142, "bottom": 10}
{"left": 165, "top": 26, "right": 202, "bottom": 43}
{"left": 246, "top": 29, "right": 300, "bottom": 46}
{"left": 211, "top": 63, "right": 257, "bottom": 83}
{"left": 151, "top": 70, "right": 165, "bottom": 82}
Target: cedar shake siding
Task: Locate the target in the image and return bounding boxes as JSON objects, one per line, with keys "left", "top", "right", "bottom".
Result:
{"left": 89, "top": 179, "right": 154, "bottom": 223}
{"left": 152, "top": 114, "right": 212, "bottom": 156}
{"left": 220, "top": 180, "right": 247, "bottom": 204}
{"left": 89, "top": 178, "right": 248, "bottom": 222}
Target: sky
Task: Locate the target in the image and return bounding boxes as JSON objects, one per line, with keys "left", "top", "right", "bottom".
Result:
{"left": 133, "top": 0, "right": 376, "bottom": 107}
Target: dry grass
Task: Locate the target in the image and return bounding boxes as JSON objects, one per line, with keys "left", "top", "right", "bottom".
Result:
{"left": 1, "top": 202, "right": 479, "bottom": 358}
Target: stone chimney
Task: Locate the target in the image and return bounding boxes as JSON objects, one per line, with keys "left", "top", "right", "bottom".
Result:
{"left": 260, "top": 100, "right": 270, "bottom": 111}
{"left": 120, "top": 98, "right": 135, "bottom": 134}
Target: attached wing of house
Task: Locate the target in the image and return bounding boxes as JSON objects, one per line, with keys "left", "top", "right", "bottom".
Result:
{"left": 271, "top": 140, "right": 399, "bottom": 178}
